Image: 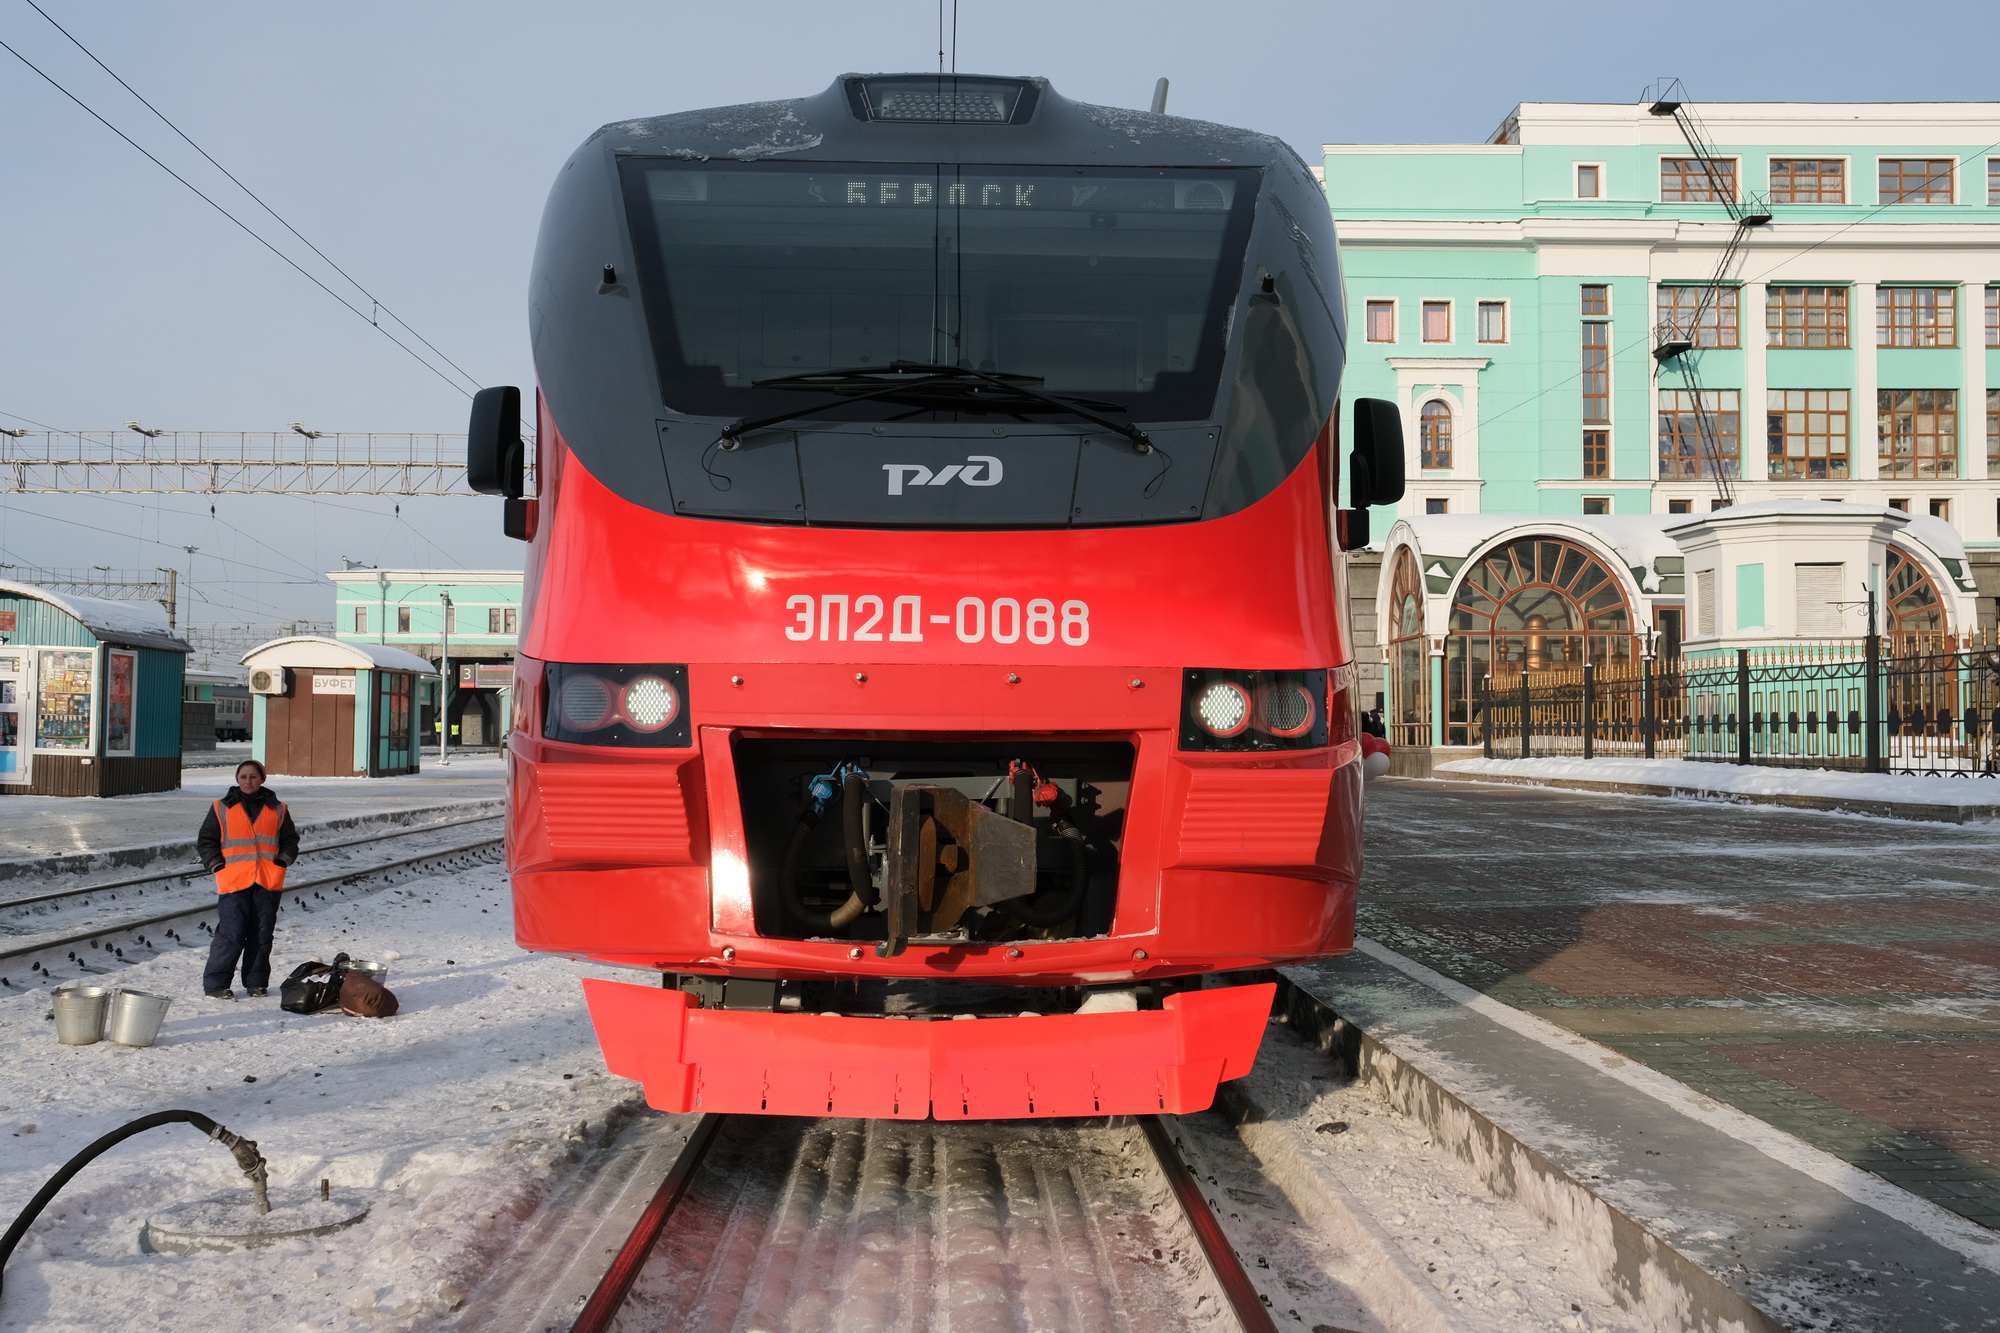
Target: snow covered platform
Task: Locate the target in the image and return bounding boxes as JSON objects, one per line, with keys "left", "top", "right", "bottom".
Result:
{"left": 0, "top": 849, "right": 653, "bottom": 1331}
{"left": 0, "top": 754, "right": 508, "bottom": 880}
{"left": 1436, "top": 755, "right": 2000, "bottom": 823}
{"left": 1279, "top": 944, "right": 2000, "bottom": 1330}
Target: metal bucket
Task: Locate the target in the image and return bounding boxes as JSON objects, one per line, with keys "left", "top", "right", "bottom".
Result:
{"left": 106, "top": 988, "right": 173, "bottom": 1048}
{"left": 348, "top": 960, "right": 389, "bottom": 985}
{"left": 52, "top": 985, "right": 111, "bottom": 1045}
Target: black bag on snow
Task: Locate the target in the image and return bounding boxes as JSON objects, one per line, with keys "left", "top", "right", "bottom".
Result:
{"left": 280, "top": 952, "right": 351, "bottom": 1014}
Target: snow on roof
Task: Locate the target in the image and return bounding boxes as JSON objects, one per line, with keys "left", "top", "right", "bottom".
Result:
{"left": 0, "top": 578, "right": 189, "bottom": 652}
{"left": 1387, "top": 513, "right": 1684, "bottom": 581}
{"left": 241, "top": 635, "right": 439, "bottom": 675}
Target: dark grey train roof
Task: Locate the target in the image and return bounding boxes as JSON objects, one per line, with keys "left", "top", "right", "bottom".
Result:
{"left": 588, "top": 74, "right": 1313, "bottom": 177}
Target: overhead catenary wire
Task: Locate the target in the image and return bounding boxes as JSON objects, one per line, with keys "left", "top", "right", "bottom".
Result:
{"left": 0, "top": 34, "right": 478, "bottom": 401}
{"left": 17, "top": 0, "right": 486, "bottom": 398}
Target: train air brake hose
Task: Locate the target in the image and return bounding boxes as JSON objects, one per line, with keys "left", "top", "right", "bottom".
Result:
{"left": 0, "top": 1110, "right": 270, "bottom": 1303}
{"left": 1000, "top": 827, "right": 1090, "bottom": 928}
{"left": 779, "top": 811, "right": 866, "bottom": 933}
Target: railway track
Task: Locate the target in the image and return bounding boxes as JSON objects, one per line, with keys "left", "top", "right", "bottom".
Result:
{"left": 0, "top": 814, "right": 504, "bottom": 987}
{"left": 529, "top": 1111, "right": 1283, "bottom": 1333}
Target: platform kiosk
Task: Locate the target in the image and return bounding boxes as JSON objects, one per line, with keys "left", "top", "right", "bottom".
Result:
{"left": 241, "top": 636, "right": 437, "bottom": 778}
{"left": 0, "top": 578, "right": 191, "bottom": 797}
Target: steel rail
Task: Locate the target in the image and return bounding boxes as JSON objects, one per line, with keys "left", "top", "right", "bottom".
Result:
{"left": 568, "top": 1113, "right": 727, "bottom": 1333}
{"left": 0, "top": 837, "right": 503, "bottom": 971}
{"left": 1140, "top": 1113, "right": 1281, "bottom": 1333}
{"left": 0, "top": 811, "right": 503, "bottom": 913}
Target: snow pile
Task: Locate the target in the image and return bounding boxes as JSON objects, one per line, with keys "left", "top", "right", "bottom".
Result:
{"left": 0, "top": 860, "right": 651, "bottom": 1332}
{"left": 1435, "top": 756, "right": 2000, "bottom": 813}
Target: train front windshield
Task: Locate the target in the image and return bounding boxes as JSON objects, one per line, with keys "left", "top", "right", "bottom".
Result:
{"left": 621, "top": 161, "right": 1259, "bottom": 423}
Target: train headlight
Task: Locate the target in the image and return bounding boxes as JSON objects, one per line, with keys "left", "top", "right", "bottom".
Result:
{"left": 1179, "top": 669, "right": 1330, "bottom": 752}
{"left": 542, "top": 662, "right": 691, "bottom": 748}
{"left": 621, "top": 676, "right": 680, "bottom": 731}
{"left": 1192, "top": 681, "right": 1252, "bottom": 738}
{"left": 1255, "top": 680, "right": 1318, "bottom": 738}
{"left": 557, "top": 673, "right": 615, "bottom": 731}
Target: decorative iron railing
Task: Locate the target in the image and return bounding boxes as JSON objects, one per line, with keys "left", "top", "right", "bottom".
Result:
{"left": 1481, "top": 630, "right": 2000, "bottom": 777}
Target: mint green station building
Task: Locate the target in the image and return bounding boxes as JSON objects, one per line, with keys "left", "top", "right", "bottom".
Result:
{"left": 327, "top": 568, "right": 523, "bottom": 747}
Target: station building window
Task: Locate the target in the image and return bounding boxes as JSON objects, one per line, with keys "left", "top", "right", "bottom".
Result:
{"left": 1575, "top": 164, "right": 1601, "bottom": 198}
{"left": 1768, "top": 158, "right": 1845, "bottom": 204}
{"left": 1658, "top": 285, "right": 1737, "bottom": 348}
{"left": 1421, "top": 301, "right": 1451, "bottom": 343}
{"left": 1767, "top": 286, "right": 1847, "bottom": 348}
{"left": 1877, "top": 389, "right": 1958, "bottom": 479}
{"left": 396, "top": 606, "right": 411, "bottom": 634}
{"left": 1365, "top": 300, "right": 1395, "bottom": 343}
{"left": 1928, "top": 498, "right": 1951, "bottom": 521}
{"left": 1879, "top": 158, "right": 1953, "bottom": 205}
{"left": 1658, "top": 389, "right": 1741, "bottom": 480}
{"left": 1385, "top": 547, "right": 1429, "bottom": 747}
{"left": 1884, "top": 547, "right": 1946, "bottom": 644}
{"left": 1877, "top": 287, "right": 1957, "bottom": 347}
{"left": 1661, "top": 156, "right": 1737, "bottom": 203}
{"left": 1987, "top": 388, "right": 2000, "bottom": 477}
{"left": 1985, "top": 287, "right": 1998, "bottom": 348}
{"left": 1990, "top": 158, "right": 2000, "bottom": 205}
{"left": 1582, "top": 429, "right": 1609, "bottom": 478}
{"left": 1767, "top": 389, "right": 1850, "bottom": 480}
{"left": 1419, "top": 400, "right": 1453, "bottom": 469}
{"left": 1477, "top": 301, "right": 1507, "bottom": 343}
{"left": 353, "top": 607, "right": 367, "bottom": 634}
{"left": 1424, "top": 498, "right": 1449, "bottom": 514}
{"left": 1667, "top": 498, "right": 1692, "bottom": 514}
{"left": 1444, "top": 536, "right": 1636, "bottom": 745}
{"left": 1581, "top": 496, "right": 1610, "bottom": 515}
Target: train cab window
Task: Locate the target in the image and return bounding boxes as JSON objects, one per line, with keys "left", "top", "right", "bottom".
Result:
{"left": 624, "top": 160, "right": 1255, "bottom": 423}
{"left": 622, "top": 158, "right": 1268, "bottom": 527}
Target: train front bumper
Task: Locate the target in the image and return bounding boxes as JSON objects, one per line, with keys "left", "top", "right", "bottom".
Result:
{"left": 582, "top": 977, "right": 1275, "bottom": 1120}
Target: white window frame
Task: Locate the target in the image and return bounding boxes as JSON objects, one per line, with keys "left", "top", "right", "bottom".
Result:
{"left": 1764, "top": 154, "right": 1850, "bottom": 206}
{"left": 1419, "top": 298, "right": 1454, "bottom": 345}
{"left": 1476, "top": 299, "right": 1509, "bottom": 344}
{"left": 103, "top": 648, "right": 137, "bottom": 757}
{"left": 1423, "top": 497, "right": 1450, "bottom": 515}
{"left": 1574, "top": 161, "right": 1606, "bottom": 199}
{"left": 1658, "top": 154, "right": 1741, "bottom": 204}
{"left": 1876, "top": 155, "right": 1956, "bottom": 206}
{"left": 1363, "top": 298, "right": 1398, "bottom": 344}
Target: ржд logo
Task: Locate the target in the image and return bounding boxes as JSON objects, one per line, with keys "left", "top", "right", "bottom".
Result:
{"left": 882, "top": 455, "right": 1004, "bottom": 496}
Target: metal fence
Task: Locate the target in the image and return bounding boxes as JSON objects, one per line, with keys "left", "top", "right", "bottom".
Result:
{"left": 1483, "top": 630, "right": 2000, "bottom": 777}
{"left": 1480, "top": 658, "right": 1684, "bottom": 760}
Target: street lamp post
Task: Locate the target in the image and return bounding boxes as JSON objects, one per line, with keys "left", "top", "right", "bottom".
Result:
{"left": 438, "top": 590, "right": 453, "bottom": 767}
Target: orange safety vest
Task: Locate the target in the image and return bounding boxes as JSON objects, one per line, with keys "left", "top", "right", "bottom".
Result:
{"left": 213, "top": 798, "right": 288, "bottom": 894}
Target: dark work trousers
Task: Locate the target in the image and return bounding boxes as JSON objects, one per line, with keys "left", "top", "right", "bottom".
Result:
{"left": 202, "top": 886, "right": 282, "bottom": 992}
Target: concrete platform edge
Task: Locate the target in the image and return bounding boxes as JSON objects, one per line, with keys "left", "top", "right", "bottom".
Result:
{"left": 1428, "top": 769, "right": 1999, "bottom": 824}
{"left": 1230, "top": 969, "right": 1787, "bottom": 1333}
{"left": 0, "top": 798, "right": 506, "bottom": 884}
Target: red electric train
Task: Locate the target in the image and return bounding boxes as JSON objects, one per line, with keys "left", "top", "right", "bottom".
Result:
{"left": 468, "top": 73, "right": 1404, "bottom": 1121}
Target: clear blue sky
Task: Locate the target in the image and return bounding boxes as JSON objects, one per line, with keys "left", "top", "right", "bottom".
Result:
{"left": 2, "top": 0, "right": 1993, "bottom": 627}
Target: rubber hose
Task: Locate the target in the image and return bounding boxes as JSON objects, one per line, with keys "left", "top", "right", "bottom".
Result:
{"left": 0, "top": 1109, "right": 269, "bottom": 1303}
{"left": 779, "top": 813, "right": 865, "bottom": 934}
{"left": 842, "top": 771, "right": 877, "bottom": 907}
{"left": 1000, "top": 829, "right": 1090, "bottom": 928}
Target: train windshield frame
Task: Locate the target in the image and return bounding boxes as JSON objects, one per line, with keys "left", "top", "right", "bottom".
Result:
{"left": 619, "top": 159, "right": 1261, "bottom": 424}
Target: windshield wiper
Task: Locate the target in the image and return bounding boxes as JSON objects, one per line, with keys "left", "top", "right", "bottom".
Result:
{"left": 718, "top": 361, "right": 1153, "bottom": 453}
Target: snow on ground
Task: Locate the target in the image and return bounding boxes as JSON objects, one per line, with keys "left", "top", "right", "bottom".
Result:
{"left": 0, "top": 858, "right": 647, "bottom": 1333}
{"left": 1435, "top": 756, "right": 2000, "bottom": 813}
{"left": 0, "top": 756, "right": 508, "bottom": 867}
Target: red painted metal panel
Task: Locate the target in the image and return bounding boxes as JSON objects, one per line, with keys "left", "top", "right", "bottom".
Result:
{"left": 536, "top": 759, "right": 694, "bottom": 864}
{"left": 1175, "top": 767, "right": 1335, "bottom": 867}
{"left": 584, "top": 978, "right": 1274, "bottom": 1120}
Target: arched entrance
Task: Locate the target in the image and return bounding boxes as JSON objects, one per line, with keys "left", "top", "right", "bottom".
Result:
{"left": 1445, "top": 535, "right": 1637, "bottom": 744}
{"left": 1385, "top": 546, "right": 1428, "bottom": 745}
{"left": 1884, "top": 546, "right": 1947, "bottom": 647}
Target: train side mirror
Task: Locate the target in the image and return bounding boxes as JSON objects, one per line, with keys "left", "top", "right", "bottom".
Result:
{"left": 1348, "top": 398, "right": 1405, "bottom": 507}
{"left": 467, "top": 385, "right": 524, "bottom": 498}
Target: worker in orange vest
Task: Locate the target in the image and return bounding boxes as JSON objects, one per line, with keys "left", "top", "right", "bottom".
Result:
{"left": 196, "top": 758, "right": 299, "bottom": 999}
